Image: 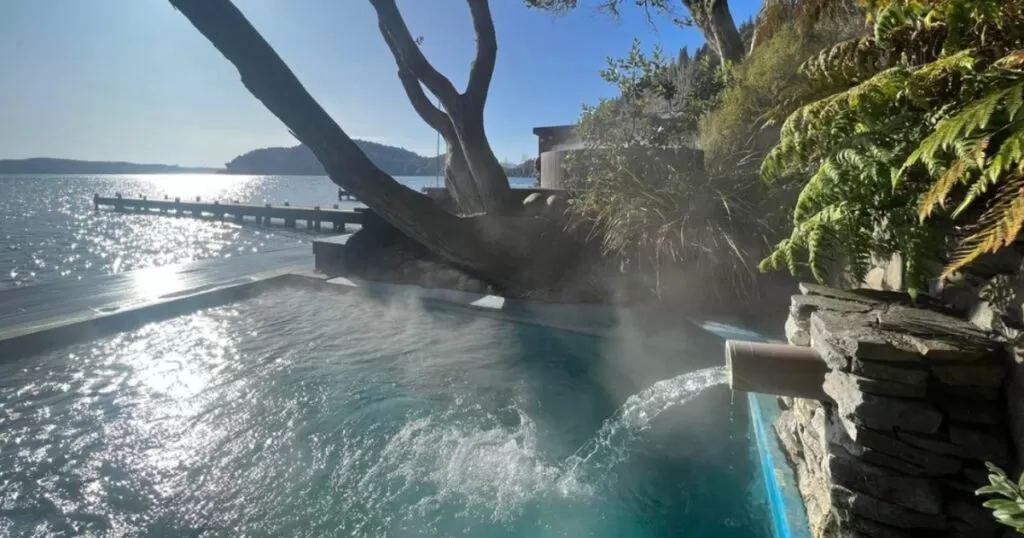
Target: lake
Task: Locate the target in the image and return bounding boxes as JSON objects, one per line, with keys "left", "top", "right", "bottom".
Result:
{"left": 0, "top": 174, "right": 535, "bottom": 290}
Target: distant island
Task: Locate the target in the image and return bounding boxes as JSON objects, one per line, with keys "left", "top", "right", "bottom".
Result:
{"left": 225, "top": 142, "right": 536, "bottom": 178}
{"left": 1, "top": 140, "right": 536, "bottom": 178}
{"left": 0, "top": 158, "right": 217, "bottom": 175}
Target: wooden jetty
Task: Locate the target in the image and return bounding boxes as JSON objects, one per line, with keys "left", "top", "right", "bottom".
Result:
{"left": 94, "top": 193, "right": 363, "bottom": 232}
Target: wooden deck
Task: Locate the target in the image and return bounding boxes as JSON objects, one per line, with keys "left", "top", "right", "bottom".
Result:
{"left": 94, "top": 194, "right": 364, "bottom": 232}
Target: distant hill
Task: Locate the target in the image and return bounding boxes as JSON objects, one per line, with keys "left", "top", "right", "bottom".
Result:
{"left": 225, "top": 141, "right": 441, "bottom": 177}
{"left": 502, "top": 159, "right": 537, "bottom": 179}
{"left": 0, "top": 158, "right": 216, "bottom": 175}
{"left": 225, "top": 142, "right": 536, "bottom": 178}
{"left": 0, "top": 141, "right": 536, "bottom": 178}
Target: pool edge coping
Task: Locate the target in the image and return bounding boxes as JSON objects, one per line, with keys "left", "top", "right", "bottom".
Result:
{"left": 0, "top": 266, "right": 309, "bottom": 359}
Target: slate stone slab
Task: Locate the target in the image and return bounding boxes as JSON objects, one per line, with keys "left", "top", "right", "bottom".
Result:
{"left": 786, "top": 315, "right": 811, "bottom": 347}
{"left": 811, "top": 311, "right": 924, "bottom": 364}
{"left": 830, "top": 485, "right": 947, "bottom": 530}
{"left": 878, "top": 306, "right": 998, "bottom": 362}
{"left": 930, "top": 362, "right": 1007, "bottom": 388}
{"left": 799, "top": 283, "right": 887, "bottom": 305}
{"left": 844, "top": 517, "right": 914, "bottom": 538}
{"left": 860, "top": 447, "right": 948, "bottom": 477}
{"left": 948, "top": 425, "right": 1012, "bottom": 467}
{"left": 963, "top": 466, "right": 991, "bottom": 487}
{"left": 791, "top": 293, "right": 877, "bottom": 319}
{"left": 948, "top": 522, "right": 1000, "bottom": 538}
{"left": 811, "top": 313, "right": 854, "bottom": 369}
{"left": 930, "top": 394, "right": 1003, "bottom": 426}
{"left": 942, "top": 478, "right": 983, "bottom": 495}
{"left": 828, "top": 435, "right": 946, "bottom": 478}
{"left": 851, "top": 357, "right": 929, "bottom": 387}
{"left": 827, "top": 455, "right": 942, "bottom": 514}
{"left": 932, "top": 380, "right": 1001, "bottom": 401}
{"left": 854, "top": 427, "right": 962, "bottom": 476}
{"left": 879, "top": 304, "right": 992, "bottom": 341}
{"left": 948, "top": 499, "right": 1001, "bottom": 532}
{"left": 828, "top": 369, "right": 926, "bottom": 399}
{"left": 897, "top": 432, "right": 970, "bottom": 459}
{"left": 824, "top": 371, "right": 943, "bottom": 434}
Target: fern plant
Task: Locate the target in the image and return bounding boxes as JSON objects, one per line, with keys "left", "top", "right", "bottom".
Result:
{"left": 760, "top": 0, "right": 1024, "bottom": 292}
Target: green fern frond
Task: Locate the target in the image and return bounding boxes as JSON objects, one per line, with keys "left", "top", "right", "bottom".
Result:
{"left": 761, "top": 0, "right": 1024, "bottom": 290}
{"left": 995, "top": 50, "right": 1024, "bottom": 73}
{"left": 904, "top": 83, "right": 1024, "bottom": 176}
{"left": 807, "top": 225, "right": 838, "bottom": 282}
{"left": 945, "top": 173, "right": 1024, "bottom": 275}
{"left": 873, "top": 1, "right": 911, "bottom": 43}
{"left": 988, "top": 127, "right": 1024, "bottom": 182}
{"left": 919, "top": 158, "right": 967, "bottom": 220}
{"left": 974, "top": 136, "right": 992, "bottom": 167}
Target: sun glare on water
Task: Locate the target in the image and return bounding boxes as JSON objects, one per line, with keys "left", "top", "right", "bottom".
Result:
{"left": 137, "top": 174, "right": 260, "bottom": 202}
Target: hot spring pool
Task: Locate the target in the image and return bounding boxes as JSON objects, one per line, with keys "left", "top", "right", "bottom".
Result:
{"left": 0, "top": 286, "right": 773, "bottom": 537}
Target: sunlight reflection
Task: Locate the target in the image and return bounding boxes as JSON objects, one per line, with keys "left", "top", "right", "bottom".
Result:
{"left": 129, "top": 264, "right": 185, "bottom": 299}
{"left": 137, "top": 174, "right": 258, "bottom": 201}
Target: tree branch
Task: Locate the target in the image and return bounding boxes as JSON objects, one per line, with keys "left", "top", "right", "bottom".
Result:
{"left": 465, "top": 0, "right": 497, "bottom": 105}
{"left": 380, "top": 23, "right": 485, "bottom": 213}
{"left": 379, "top": 28, "right": 456, "bottom": 139}
{"left": 167, "top": 0, "right": 494, "bottom": 271}
{"left": 369, "top": 0, "right": 511, "bottom": 212}
{"left": 370, "top": 0, "right": 461, "bottom": 110}
{"left": 397, "top": 70, "right": 456, "bottom": 138}
{"left": 397, "top": 67, "right": 487, "bottom": 213}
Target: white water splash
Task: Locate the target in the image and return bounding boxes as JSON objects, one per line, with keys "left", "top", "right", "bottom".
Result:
{"left": 361, "top": 405, "right": 584, "bottom": 523}
{"left": 561, "top": 366, "right": 728, "bottom": 480}
{"left": 361, "top": 366, "right": 728, "bottom": 523}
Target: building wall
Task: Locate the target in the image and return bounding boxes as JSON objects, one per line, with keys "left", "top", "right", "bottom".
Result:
{"left": 539, "top": 151, "right": 566, "bottom": 189}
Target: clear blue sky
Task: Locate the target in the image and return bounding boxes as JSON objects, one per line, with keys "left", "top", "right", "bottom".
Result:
{"left": 0, "top": 0, "right": 761, "bottom": 167}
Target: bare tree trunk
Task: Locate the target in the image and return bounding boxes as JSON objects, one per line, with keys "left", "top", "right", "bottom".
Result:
{"left": 371, "top": 0, "right": 516, "bottom": 214}
{"left": 450, "top": 103, "right": 511, "bottom": 211}
{"left": 169, "top": 0, "right": 596, "bottom": 298}
{"left": 443, "top": 140, "right": 483, "bottom": 214}
{"left": 391, "top": 64, "right": 486, "bottom": 214}
{"left": 682, "top": 0, "right": 745, "bottom": 64}
{"left": 168, "top": 0, "right": 501, "bottom": 274}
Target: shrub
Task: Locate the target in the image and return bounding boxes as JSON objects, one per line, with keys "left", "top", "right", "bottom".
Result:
{"left": 700, "top": 3, "right": 868, "bottom": 168}
{"left": 565, "top": 41, "right": 793, "bottom": 304}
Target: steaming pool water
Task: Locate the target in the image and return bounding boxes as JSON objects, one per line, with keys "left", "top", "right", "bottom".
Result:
{"left": 0, "top": 286, "right": 773, "bottom": 537}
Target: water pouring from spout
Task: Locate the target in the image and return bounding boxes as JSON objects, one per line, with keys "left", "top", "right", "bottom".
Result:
{"left": 560, "top": 366, "right": 728, "bottom": 481}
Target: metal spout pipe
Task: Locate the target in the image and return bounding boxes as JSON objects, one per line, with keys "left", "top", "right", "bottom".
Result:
{"left": 725, "top": 340, "right": 829, "bottom": 401}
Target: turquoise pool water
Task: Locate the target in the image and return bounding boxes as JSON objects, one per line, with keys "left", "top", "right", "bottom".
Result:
{"left": 0, "top": 287, "right": 772, "bottom": 537}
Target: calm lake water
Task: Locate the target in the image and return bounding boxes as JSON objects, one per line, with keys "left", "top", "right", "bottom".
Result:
{"left": 0, "top": 174, "right": 534, "bottom": 290}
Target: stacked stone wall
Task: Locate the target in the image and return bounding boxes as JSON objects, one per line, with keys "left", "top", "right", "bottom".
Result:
{"left": 777, "top": 283, "right": 1013, "bottom": 537}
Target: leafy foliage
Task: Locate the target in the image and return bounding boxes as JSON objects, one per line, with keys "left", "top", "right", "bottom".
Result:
{"left": 700, "top": 22, "right": 863, "bottom": 167}
{"left": 561, "top": 1, "right": 873, "bottom": 303}
{"left": 564, "top": 41, "right": 786, "bottom": 302}
{"left": 976, "top": 462, "right": 1024, "bottom": 532}
{"left": 760, "top": 0, "right": 1024, "bottom": 291}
